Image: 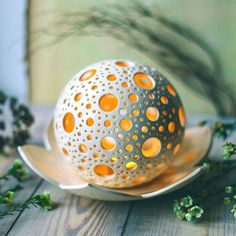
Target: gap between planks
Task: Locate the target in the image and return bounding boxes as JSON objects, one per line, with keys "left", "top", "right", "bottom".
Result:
{"left": 5, "top": 179, "right": 44, "bottom": 236}
{"left": 7, "top": 181, "right": 133, "bottom": 236}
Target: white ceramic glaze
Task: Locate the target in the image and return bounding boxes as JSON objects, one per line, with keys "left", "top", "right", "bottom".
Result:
{"left": 54, "top": 60, "right": 186, "bottom": 188}
{"left": 18, "top": 119, "right": 212, "bottom": 201}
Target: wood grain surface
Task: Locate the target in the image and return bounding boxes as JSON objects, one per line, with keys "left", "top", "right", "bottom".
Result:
{"left": 0, "top": 156, "right": 42, "bottom": 236}
{"left": 0, "top": 107, "right": 235, "bottom": 236}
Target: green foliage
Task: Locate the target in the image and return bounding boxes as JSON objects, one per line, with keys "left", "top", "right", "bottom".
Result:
{"left": 231, "top": 205, "right": 236, "bottom": 218}
{"left": 0, "top": 91, "right": 53, "bottom": 219}
{"left": 224, "top": 185, "right": 236, "bottom": 218}
{"left": 0, "top": 160, "right": 54, "bottom": 219}
{"left": 174, "top": 119, "right": 236, "bottom": 222}
{"left": 199, "top": 120, "right": 236, "bottom": 140}
{"left": 0, "top": 90, "right": 34, "bottom": 156}
{"left": 0, "top": 191, "right": 15, "bottom": 205}
{"left": 223, "top": 142, "right": 236, "bottom": 160}
{"left": 0, "top": 160, "right": 30, "bottom": 181}
{"left": 0, "top": 191, "right": 53, "bottom": 218}
{"left": 173, "top": 196, "right": 204, "bottom": 222}
{"left": 31, "top": 191, "right": 53, "bottom": 211}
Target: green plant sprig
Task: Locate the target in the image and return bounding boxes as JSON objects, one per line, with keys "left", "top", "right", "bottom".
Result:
{"left": 0, "top": 184, "right": 22, "bottom": 205}
{"left": 0, "top": 92, "right": 53, "bottom": 219}
{"left": 0, "top": 160, "right": 29, "bottom": 181}
{"left": 199, "top": 120, "right": 236, "bottom": 140}
{"left": 0, "top": 160, "right": 54, "bottom": 218}
{"left": 223, "top": 142, "right": 236, "bottom": 160}
{"left": 173, "top": 160, "right": 236, "bottom": 222}
{"left": 174, "top": 120, "right": 236, "bottom": 222}
{"left": 0, "top": 90, "right": 34, "bottom": 156}
{"left": 173, "top": 196, "right": 204, "bottom": 222}
{"left": 0, "top": 191, "right": 53, "bottom": 218}
{"left": 223, "top": 185, "right": 236, "bottom": 218}
{"left": 0, "top": 191, "right": 15, "bottom": 205}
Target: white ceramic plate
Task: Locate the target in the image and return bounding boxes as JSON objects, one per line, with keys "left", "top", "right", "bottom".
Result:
{"left": 18, "top": 120, "right": 212, "bottom": 201}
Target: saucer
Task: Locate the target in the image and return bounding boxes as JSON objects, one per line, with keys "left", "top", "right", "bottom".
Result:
{"left": 18, "top": 120, "right": 211, "bottom": 201}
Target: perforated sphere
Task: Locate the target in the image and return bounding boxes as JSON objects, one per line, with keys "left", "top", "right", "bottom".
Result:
{"left": 54, "top": 60, "right": 186, "bottom": 188}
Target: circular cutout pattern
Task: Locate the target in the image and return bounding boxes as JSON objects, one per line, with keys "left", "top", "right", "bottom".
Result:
{"left": 94, "top": 165, "right": 114, "bottom": 177}
{"left": 115, "top": 61, "right": 132, "bottom": 67}
{"left": 54, "top": 59, "right": 185, "bottom": 188}
{"left": 166, "top": 84, "right": 176, "bottom": 96}
{"left": 132, "top": 110, "right": 139, "bottom": 116}
{"left": 101, "top": 136, "right": 116, "bottom": 150}
{"left": 110, "top": 157, "right": 117, "bottom": 162}
{"left": 161, "top": 96, "right": 168, "bottom": 105}
{"left": 146, "top": 107, "right": 159, "bottom": 121}
{"left": 74, "top": 93, "right": 82, "bottom": 102}
{"left": 107, "top": 74, "right": 117, "bottom": 81}
{"left": 86, "top": 118, "right": 94, "bottom": 127}
{"left": 142, "top": 137, "right": 162, "bottom": 158}
{"left": 168, "top": 122, "right": 175, "bottom": 133}
{"left": 80, "top": 69, "right": 96, "bottom": 81}
{"left": 120, "top": 119, "right": 132, "bottom": 131}
{"left": 125, "top": 144, "right": 133, "bottom": 151}
{"left": 141, "top": 126, "right": 148, "bottom": 133}
{"left": 129, "top": 94, "right": 138, "bottom": 102}
{"left": 122, "top": 82, "right": 129, "bottom": 88}
{"left": 63, "top": 112, "right": 75, "bottom": 133}
{"left": 159, "top": 126, "right": 164, "bottom": 132}
{"left": 62, "top": 148, "right": 68, "bottom": 155}
{"left": 133, "top": 72, "right": 155, "bottom": 89}
{"left": 178, "top": 107, "right": 185, "bottom": 127}
{"left": 104, "top": 120, "right": 112, "bottom": 127}
{"left": 126, "top": 162, "right": 137, "bottom": 171}
{"left": 99, "top": 94, "right": 119, "bottom": 112}
{"left": 79, "top": 144, "right": 88, "bottom": 153}
{"left": 173, "top": 144, "right": 181, "bottom": 155}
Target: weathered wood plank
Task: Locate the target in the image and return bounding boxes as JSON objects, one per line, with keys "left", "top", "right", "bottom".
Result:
{"left": 122, "top": 192, "right": 208, "bottom": 236}
{"left": 3, "top": 106, "right": 132, "bottom": 236}
{"left": 8, "top": 181, "right": 132, "bottom": 236}
{"left": 122, "top": 187, "right": 236, "bottom": 236}
{"left": 208, "top": 198, "right": 236, "bottom": 236}
{"left": 4, "top": 108, "right": 236, "bottom": 235}
{"left": 122, "top": 127, "right": 236, "bottom": 236}
{"left": 0, "top": 156, "right": 17, "bottom": 236}
{"left": 0, "top": 106, "right": 48, "bottom": 235}
{"left": 0, "top": 154, "right": 42, "bottom": 236}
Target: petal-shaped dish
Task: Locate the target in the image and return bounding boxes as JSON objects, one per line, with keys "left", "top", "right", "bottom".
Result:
{"left": 18, "top": 120, "right": 212, "bottom": 201}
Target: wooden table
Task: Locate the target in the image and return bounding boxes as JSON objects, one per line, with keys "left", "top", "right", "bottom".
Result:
{"left": 1, "top": 106, "right": 236, "bottom": 236}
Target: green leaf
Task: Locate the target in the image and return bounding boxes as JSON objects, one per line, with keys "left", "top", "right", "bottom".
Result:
{"left": 180, "top": 196, "right": 193, "bottom": 208}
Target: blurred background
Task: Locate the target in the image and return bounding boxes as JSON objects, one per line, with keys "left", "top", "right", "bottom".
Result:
{"left": 1, "top": 0, "right": 236, "bottom": 115}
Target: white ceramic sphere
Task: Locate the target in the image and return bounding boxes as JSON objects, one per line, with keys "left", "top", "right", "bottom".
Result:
{"left": 54, "top": 60, "right": 186, "bottom": 188}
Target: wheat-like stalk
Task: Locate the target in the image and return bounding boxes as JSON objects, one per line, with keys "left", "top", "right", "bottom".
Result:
{"left": 29, "top": 1, "right": 236, "bottom": 116}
